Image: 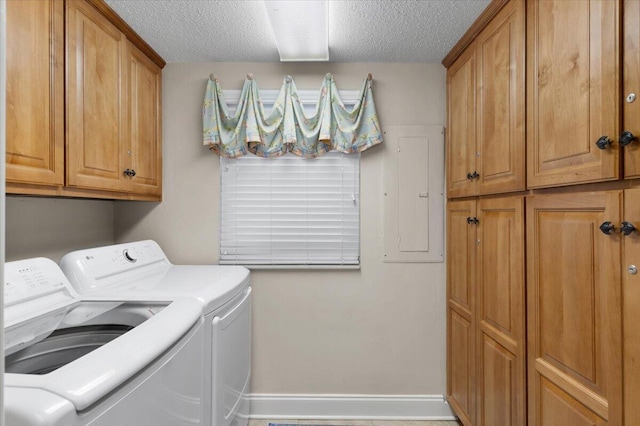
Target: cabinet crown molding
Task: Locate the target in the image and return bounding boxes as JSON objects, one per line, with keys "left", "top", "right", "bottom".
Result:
{"left": 85, "top": 0, "right": 166, "bottom": 69}
{"left": 442, "top": 0, "right": 509, "bottom": 68}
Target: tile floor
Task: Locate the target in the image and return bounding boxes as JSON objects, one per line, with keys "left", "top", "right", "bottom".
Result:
{"left": 248, "top": 420, "right": 461, "bottom": 426}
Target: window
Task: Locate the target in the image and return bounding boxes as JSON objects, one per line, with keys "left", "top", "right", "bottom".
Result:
{"left": 219, "top": 89, "right": 361, "bottom": 267}
{"left": 220, "top": 152, "right": 359, "bottom": 266}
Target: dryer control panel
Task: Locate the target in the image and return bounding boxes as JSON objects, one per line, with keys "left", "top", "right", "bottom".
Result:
{"left": 60, "top": 240, "right": 171, "bottom": 294}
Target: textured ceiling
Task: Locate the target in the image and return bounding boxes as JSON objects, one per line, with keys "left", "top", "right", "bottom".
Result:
{"left": 105, "top": 0, "right": 491, "bottom": 63}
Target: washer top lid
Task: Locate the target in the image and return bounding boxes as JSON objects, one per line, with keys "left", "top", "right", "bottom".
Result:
{"left": 4, "top": 258, "right": 79, "bottom": 328}
{"left": 128, "top": 264, "right": 250, "bottom": 313}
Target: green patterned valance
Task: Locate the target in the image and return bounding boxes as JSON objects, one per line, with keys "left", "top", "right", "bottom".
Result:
{"left": 202, "top": 73, "right": 382, "bottom": 158}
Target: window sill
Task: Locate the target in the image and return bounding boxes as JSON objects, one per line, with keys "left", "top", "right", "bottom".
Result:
{"left": 221, "top": 264, "right": 361, "bottom": 271}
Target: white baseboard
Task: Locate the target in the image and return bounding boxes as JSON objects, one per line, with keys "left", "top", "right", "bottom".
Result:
{"left": 248, "top": 394, "right": 456, "bottom": 420}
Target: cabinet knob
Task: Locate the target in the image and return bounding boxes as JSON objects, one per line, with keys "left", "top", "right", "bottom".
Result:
{"left": 595, "top": 136, "right": 612, "bottom": 150}
{"left": 123, "top": 168, "right": 137, "bottom": 177}
{"left": 599, "top": 221, "right": 615, "bottom": 234}
{"left": 466, "top": 171, "right": 480, "bottom": 181}
{"left": 621, "top": 221, "right": 637, "bottom": 236}
{"left": 620, "top": 131, "right": 637, "bottom": 147}
{"left": 130, "top": 169, "right": 137, "bottom": 177}
{"left": 466, "top": 217, "right": 479, "bottom": 225}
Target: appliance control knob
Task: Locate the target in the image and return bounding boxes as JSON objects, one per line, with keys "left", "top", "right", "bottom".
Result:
{"left": 123, "top": 249, "right": 137, "bottom": 263}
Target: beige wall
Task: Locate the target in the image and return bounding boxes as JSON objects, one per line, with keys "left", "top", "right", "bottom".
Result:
{"left": 6, "top": 196, "right": 115, "bottom": 262}
{"left": 114, "top": 62, "right": 447, "bottom": 395}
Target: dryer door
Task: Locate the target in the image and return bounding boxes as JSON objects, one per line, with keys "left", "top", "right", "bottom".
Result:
{"left": 211, "top": 287, "right": 252, "bottom": 426}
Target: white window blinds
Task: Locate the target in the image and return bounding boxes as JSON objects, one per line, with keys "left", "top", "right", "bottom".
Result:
{"left": 220, "top": 152, "right": 360, "bottom": 265}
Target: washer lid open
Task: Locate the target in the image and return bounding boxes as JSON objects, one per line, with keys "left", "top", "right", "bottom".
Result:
{"left": 4, "top": 257, "right": 203, "bottom": 411}
{"left": 4, "top": 258, "right": 80, "bottom": 354}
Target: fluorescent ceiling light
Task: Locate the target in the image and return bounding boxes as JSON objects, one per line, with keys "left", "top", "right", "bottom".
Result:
{"left": 264, "top": 0, "right": 329, "bottom": 62}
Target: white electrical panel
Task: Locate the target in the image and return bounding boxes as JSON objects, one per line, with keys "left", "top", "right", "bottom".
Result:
{"left": 383, "top": 125, "right": 444, "bottom": 263}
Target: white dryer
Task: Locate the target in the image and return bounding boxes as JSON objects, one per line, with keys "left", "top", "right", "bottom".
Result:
{"left": 60, "top": 240, "right": 252, "bottom": 426}
{"left": 4, "top": 257, "right": 205, "bottom": 426}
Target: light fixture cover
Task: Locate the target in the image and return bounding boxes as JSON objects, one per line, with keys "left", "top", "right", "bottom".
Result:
{"left": 264, "top": 0, "right": 329, "bottom": 62}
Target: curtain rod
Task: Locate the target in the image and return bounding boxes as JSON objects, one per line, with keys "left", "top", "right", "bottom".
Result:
{"left": 208, "top": 73, "right": 374, "bottom": 82}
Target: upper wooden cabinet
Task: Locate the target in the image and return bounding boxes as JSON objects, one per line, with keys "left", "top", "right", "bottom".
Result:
{"left": 623, "top": 0, "right": 640, "bottom": 179}
{"left": 447, "top": 49, "right": 476, "bottom": 199}
{"left": 447, "top": 0, "right": 525, "bottom": 198}
{"left": 5, "top": 0, "right": 64, "bottom": 186}
{"left": 527, "top": 0, "right": 620, "bottom": 188}
{"left": 5, "top": 0, "right": 164, "bottom": 200}
{"left": 128, "top": 42, "right": 162, "bottom": 196}
{"left": 474, "top": 1, "right": 525, "bottom": 196}
{"left": 66, "top": 0, "right": 128, "bottom": 192}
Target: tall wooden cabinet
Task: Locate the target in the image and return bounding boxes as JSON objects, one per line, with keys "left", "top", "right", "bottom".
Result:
{"left": 446, "top": 0, "right": 640, "bottom": 425}
{"left": 5, "top": 0, "right": 165, "bottom": 200}
{"left": 446, "top": 0, "right": 525, "bottom": 199}
{"left": 623, "top": 188, "right": 640, "bottom": 426}
{"left": 445, "top": 1, "right": 526, "bottom": 424}
{"left": 5, "top": 0, "right": 64, "bottom": 186}
{"left": 475, "top": 197, "right": 525, "bottom": 426}
{"left": 447, "top": 200, "right": 477, "bottom": 425}
{"left": 527, "top": 191, "right": 623, "bottom": 425}
{"left": 447, "top": 197, "right": 525, "bottom": 426}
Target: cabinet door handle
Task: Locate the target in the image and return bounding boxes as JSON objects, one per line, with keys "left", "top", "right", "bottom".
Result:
{"left": 467, "top": 217, "right": 479, "bottom": 225}
{"left": 620, "top": 131, "right": 637, "bottom": 147}
{"left": 595, "top": 136, "right": 612, "bottom": 150}
{"left": 466, "top": 171, "right": 480, "bottom": 181}
{"left": 599, "top": 221, "right": 615, "bottom": 234}
{"left": 621, "top": 221, "right": 637, "bottom": 236}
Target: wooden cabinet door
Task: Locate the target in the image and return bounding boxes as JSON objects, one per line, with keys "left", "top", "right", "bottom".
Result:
{"left": 623, "top": 0, "right": 640, "bottom": 179}
{"left": 476, "top": 196, "right": 525, "bottom": 426}
{"left": 447, "top": 48, "right": 476, "bottom": 199}
{"left": 623, "top": 188, "right": 640, "bottom": 425}
{"left": 475, "top": 0, "right": 525, "bottom": 195}
{"left": 447, "top": 200, "right": 477, "bottom": 425}
{"left": 128, "top": 42, "right": 162, "bottom": 196}
{"left": 527, "top": 0, "right": 620, "bottom": 188}
{"left": 527, "top": 191, "right": 623, "bottom": 426}
{"left": 6, "top": 0, "right": 64, "bottom": 186}
{"left": 66, "top": 0, "right": 128, "bottom": 191}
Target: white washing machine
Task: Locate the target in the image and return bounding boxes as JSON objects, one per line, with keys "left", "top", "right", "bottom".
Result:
{"left": 60, "top": 240, "right": 252, "bottom": 426}
{"left": 4, "top": 257, "right": 205, "bottom": 426}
